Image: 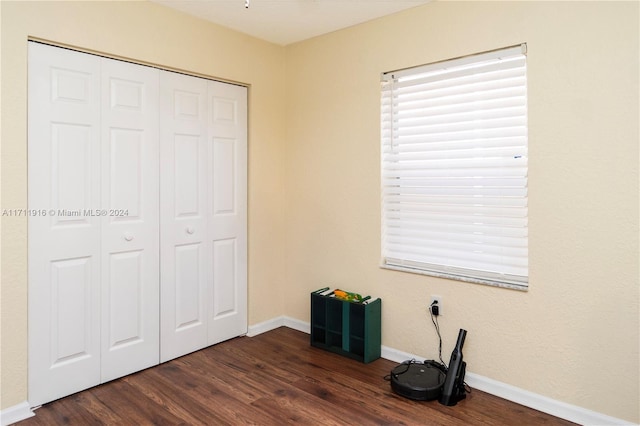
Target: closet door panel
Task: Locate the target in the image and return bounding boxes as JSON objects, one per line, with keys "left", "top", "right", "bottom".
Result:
{"left": 28, "top": 42, "right": 102, "bottom": 406}
{"left": 207, "top": 82, "right": 248, "bottom": 345}
{"left": 212, "top": 238, "right": 237, "bottom": 316}
{"left": 174, "top": 243, "right": 204, "bottom": 329}
{"left": 174, "top": 134, "right": 202, "bottom": 216}
{"left": 160, "top": 71, "right": 209, "bottom": 362}
{"left": 107, "top": 249, "right": 144, "bottom": 342}
{"left": 100, "top": 58, "right": 160, "bottom": 381}
{"left": 212, "top": 137, "right": 236, "bottom": 217}
{"left": 49, "top": 257, "right": 94, "bottom": 359}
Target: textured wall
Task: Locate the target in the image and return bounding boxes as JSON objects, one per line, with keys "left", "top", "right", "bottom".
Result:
{"left": 283, "top": 1, "right": 639, "bottom": 422}
{"left": 0, "top": 0, "right": 287, "bottom": 409}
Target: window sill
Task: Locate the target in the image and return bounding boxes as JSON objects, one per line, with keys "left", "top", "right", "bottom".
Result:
{"left": 380, "top": 264, "right": 528, "bottom": 292}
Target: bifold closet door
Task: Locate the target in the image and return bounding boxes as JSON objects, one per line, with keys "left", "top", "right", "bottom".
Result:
{"left": 99, "top": 57, "right": 160, "bottom": 383}
{"left": 28, "top": 42, "right": 160, "bottom": 406}
{"left": 28, "top": 42, "right": 248, "bottom": 405}
{"left": 28, "top": 42, "right": 102, "bottom": 407}
{"left": 206, "top": 80, "right": 248, "bottom": 346}
{"left": 160, "top": 72, "right": 247, "bottom": 362}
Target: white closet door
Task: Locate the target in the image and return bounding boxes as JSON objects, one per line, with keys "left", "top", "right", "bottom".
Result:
{"left": 28, "top": 42, "right": 102, "bottom": 406}
{"left": 160, "top": 73, "right": 247, "bottom": 361}
{"left": 207, "top": 81, "right": 247, "bottom": 345}
{"left": 159, "top": 71, "right": 209, "bottom": 361}
{"left": 28, "top": 43, "right": 160, "bottom": 405}
{"left": 100, "top": 58, "right": 160, "bottom": 381}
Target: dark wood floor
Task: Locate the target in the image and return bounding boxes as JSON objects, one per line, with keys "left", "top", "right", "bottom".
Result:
{"left": 20, "top": 327, "right": 575, "bottom": 425}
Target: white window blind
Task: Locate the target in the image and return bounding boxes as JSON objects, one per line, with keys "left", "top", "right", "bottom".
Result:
{"left": 381, "top": 44, "right": 528, "bottom": 289}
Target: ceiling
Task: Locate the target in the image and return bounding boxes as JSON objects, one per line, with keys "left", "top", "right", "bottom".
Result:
{"left": 151, "top": 0, "right": 432, "bottom": 46}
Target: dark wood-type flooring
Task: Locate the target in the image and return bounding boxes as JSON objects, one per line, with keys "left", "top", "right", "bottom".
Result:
{"left": 20, "top": 327, "right": 575, "bottom": 425}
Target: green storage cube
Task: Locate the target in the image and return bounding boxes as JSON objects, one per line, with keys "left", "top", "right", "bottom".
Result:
{"left": 310, "top": 289, "right": 381, "bottom": 363}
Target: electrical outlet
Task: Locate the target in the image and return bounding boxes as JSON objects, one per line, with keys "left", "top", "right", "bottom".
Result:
{"left": 430, "top": 295, "right": 442, "bottom": 316}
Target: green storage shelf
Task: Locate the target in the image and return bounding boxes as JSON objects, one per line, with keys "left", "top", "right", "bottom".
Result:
{"left": 310, "top": 288, "right": 381, "bottom": 363}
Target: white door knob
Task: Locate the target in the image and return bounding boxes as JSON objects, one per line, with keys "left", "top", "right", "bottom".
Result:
{"left": 186, "top": 227, "right": 195, "bottom": 235}
{"left": 124, "top": 233, "right": 134, "bottom": 241}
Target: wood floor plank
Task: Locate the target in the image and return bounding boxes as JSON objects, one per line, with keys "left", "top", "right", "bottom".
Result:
{"left": 90, "top": 378, "right": 186, "bottom": 425}
{"left": 292, "top": 375, "right": 427, "bottom": 426}
{"left": 148, "top": 357, "right": 278, "bottom": 425}
{"left": 19, "top": 327, "right": 576, "bottom": 425}
{"left": 31, "top": 392, "right": 116, "bottom": 426}
{"left": 122, "top": 367, "right": 224, "bottom": 425}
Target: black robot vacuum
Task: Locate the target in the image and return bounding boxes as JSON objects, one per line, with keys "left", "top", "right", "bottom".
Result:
{"left": 389, "top": 360, "right": 447, "bottom": 401}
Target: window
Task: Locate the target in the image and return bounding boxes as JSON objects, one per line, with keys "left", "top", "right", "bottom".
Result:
{"left": 381, "top": 44, "right": 528, "bottom": 289}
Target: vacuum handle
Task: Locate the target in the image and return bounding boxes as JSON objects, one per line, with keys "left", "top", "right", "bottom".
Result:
{"left": 439, "top": 328, "right": 468, "bottom": 406}
{"left": 454, "top": 329, "right": 467, "bottom": 351}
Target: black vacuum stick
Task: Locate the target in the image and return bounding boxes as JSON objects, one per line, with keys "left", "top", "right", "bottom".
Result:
{"left": 439, "top": 328, "right": 467, "bottom": 406}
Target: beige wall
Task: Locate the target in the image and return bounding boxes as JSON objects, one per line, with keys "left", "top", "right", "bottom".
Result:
{"left": 284, "top": 1, "right": 639, "bottom": 423}
{"left": 0, "top": 0, "right": 287, "bottom": 409}
{"left": 1, "top": 0, "right": 639, "bottom": 423}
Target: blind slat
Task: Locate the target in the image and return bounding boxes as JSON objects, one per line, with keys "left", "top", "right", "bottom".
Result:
{"left": 382, "top": 159, "right": 528, "bottom": 173}
{"left": 383, "top": 202, "right": 526, "bottom": 216}
{"left": 382, "top": 195, "right": 528, "bottom": 208}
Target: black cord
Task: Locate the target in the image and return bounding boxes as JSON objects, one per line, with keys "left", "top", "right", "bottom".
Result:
{"left": 430, "top": 303, "right": 446, "bottom": 368}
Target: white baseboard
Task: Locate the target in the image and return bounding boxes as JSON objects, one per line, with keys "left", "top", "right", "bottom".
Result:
{"left": 247, "top": 315, "right": 310, "bottom": 337}
{"left": 463, "top": 372, "right": 635, "bottom": 426}
{"left": 281, "top": 316, "right": 311, "bottom": 334}
{"left": 249, "top": 316, "right": 635, "bottom": 426}
{"left": 246, "top": 316, "right": 286, "bottom": 336}
{"left": 1, "top": 401, "right": 34, "bottom": 426}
